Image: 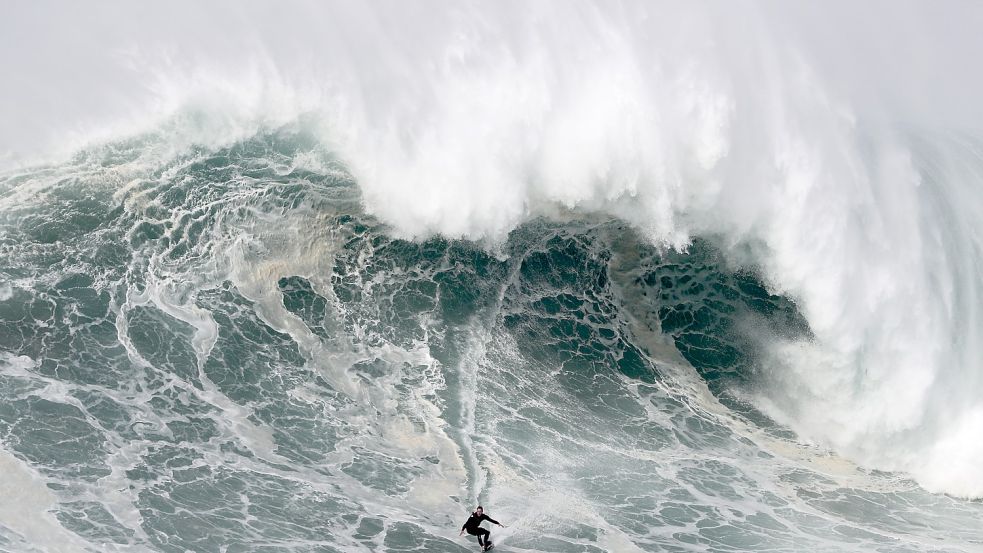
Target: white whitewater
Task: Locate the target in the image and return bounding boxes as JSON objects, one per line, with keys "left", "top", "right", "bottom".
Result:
{"left": 3, "top": 0, "right": 983, "bottom": 500}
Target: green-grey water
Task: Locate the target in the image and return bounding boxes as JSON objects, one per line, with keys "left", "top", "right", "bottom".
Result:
{"left": 1, "top": 132, "right": 981, "bottom": 552}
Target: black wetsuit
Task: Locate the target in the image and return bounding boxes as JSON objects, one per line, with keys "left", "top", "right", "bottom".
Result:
{"left": 461, "top": 512, "right": 499, "bottom": 548}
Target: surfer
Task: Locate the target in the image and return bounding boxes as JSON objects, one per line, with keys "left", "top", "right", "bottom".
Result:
{"left": 459, "top": 506, "right": 505, "bottom": 551}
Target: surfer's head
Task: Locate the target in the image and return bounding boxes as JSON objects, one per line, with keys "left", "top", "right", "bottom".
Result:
{"left": 475, "top": 506, "right": 483, "bottom": 515}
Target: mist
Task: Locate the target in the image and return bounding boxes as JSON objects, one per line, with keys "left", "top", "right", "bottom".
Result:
{"left": 4, "top": 0, "right": 983, "bottom": 497}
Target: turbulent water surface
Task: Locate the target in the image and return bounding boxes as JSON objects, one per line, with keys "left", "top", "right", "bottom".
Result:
{"left": 3, "top": 2, "right": 983, "bottom": 552}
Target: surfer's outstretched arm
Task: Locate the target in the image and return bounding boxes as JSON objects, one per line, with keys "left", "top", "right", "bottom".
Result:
{"left": 485, "top": 516, "right": 506, "bottom": 528}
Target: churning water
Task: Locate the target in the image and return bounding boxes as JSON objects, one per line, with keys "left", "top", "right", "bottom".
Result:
{"left": 2, "top": 2, "right": 983, "bottom": 552}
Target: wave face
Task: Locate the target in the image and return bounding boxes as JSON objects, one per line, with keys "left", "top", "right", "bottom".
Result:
{"left": 0, "top": 131, "right": 981, "bottom": 552}
{"left": 3, "top": 1, "right": 983, "bottom": 551}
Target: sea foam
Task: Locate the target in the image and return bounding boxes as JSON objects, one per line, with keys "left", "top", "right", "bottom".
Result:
{"left": 4, "top": 0, "right": 983, "bottom": 497}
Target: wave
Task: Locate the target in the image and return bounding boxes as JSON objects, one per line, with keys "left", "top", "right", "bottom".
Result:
{"left": 6, "top": 123, "right": 983, "bottom": 551}
{"left": 4, "top": 0, "right": 983, "bottom": 501}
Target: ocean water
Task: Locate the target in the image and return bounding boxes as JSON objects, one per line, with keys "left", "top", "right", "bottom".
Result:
{"left": 3, "top": 2, "right": 983, "bottom": 552}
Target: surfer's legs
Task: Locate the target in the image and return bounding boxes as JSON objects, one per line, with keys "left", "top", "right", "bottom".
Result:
{"left": 475, "top": 528, "right": 490, "bottom": 548}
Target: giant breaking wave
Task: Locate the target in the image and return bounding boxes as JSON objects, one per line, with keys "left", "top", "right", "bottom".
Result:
{"left": 3, "top": 2, "right": 983, "bottom": 552}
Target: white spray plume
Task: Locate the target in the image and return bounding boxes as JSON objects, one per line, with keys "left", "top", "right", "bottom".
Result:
{"left": 4, "top": 0, "right": 983, "bottom": 496}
